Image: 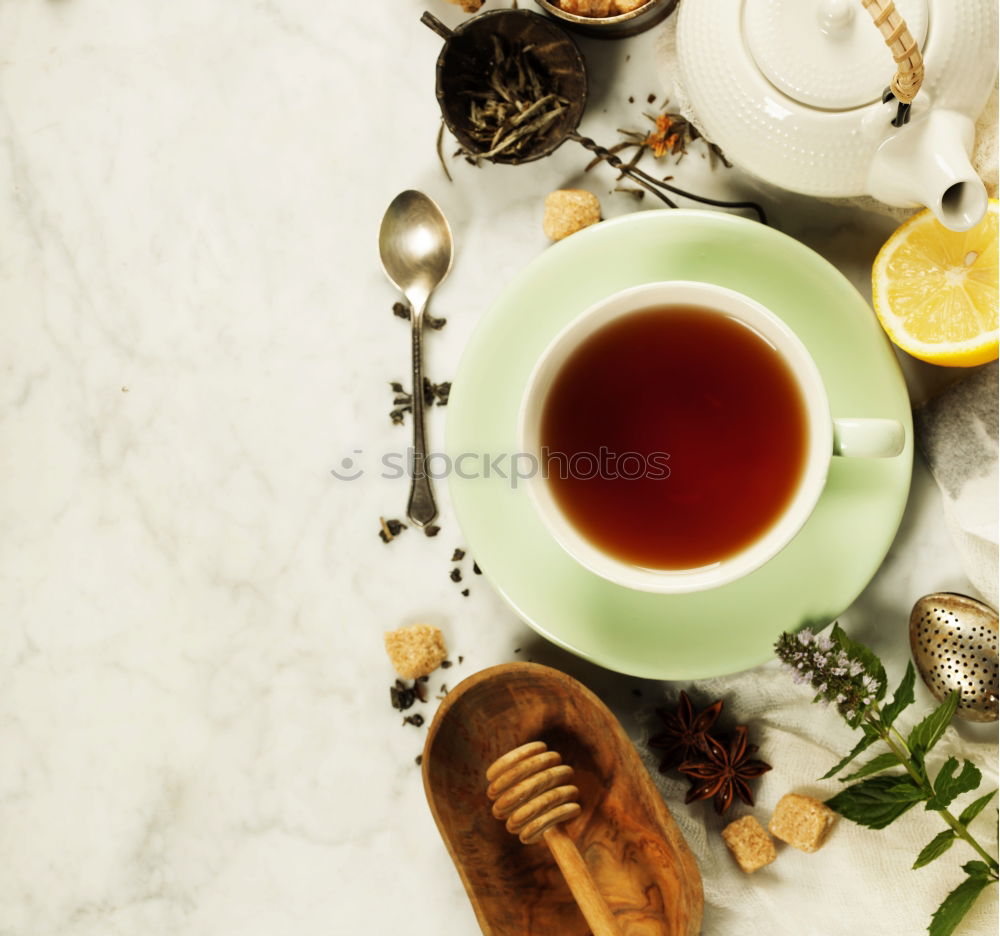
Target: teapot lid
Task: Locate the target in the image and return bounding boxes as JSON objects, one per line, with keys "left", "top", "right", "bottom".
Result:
{"left": 676, "top": 0, "right": 997, "bottom": 201}
{"left": 743, "top": 0, "right": 928, "bottom": 110}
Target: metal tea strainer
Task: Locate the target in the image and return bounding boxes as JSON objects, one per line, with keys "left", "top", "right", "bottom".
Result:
{"left": 909, "top": 593, "right": 999, "bottom": 723}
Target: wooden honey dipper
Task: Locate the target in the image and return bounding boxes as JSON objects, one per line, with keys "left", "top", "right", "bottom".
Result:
{"left": 486, "top": 741, "right": 622, "bottom": 936}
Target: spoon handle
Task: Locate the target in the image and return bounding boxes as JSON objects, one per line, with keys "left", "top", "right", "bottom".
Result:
{"left": 407, "top": 306, "right": 438, "bottom": 527}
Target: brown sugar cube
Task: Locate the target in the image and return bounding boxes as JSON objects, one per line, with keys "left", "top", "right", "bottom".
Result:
{"left": 542, "top": 189, "right": 601, "bottom": 241}
{"left": 612, "top": 0, "right": 650, "bottom": 13}
{"left": 384, "top": 623, "right": 448, "bottom": 680}
{"left": 560, "top": 0, "right": 616, "bottom": 16}
{"left": 721, "top": 816, "right": 777, "bottom": 873}
{"left": 768, "top": 793, "right": 836, "bottom": 853}
{"left": 445, "top": 0, "right": 484, "bottom": 12}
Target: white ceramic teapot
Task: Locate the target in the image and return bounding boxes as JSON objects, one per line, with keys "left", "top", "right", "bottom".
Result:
{"left": 676, "top": 0, "right": 998, "bottom": 230}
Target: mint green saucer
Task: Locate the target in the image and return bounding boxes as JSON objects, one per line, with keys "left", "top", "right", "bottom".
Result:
{"left": 445, "top": 210, "right": 912, "bottom": 679}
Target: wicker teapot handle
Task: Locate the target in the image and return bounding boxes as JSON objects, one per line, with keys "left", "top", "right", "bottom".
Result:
{"left": 861, "top": 0, "right": 924, "bottom": 125}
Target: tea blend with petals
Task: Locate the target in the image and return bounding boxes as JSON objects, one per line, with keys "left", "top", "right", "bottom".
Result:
{"left": 587, "top": 104, "right": 732, "bottom": 178}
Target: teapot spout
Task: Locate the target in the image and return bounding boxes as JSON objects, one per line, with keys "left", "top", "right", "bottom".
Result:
{"left": 867, "top": 110, "right": 988, "bottom": 232}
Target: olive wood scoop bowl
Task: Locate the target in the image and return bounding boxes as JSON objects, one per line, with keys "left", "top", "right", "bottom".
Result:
{"left": 422, "top": 662, "right": 703, "bottom": 936}
{"left": 487, "top": 741, "right": 622, "bottom": 936}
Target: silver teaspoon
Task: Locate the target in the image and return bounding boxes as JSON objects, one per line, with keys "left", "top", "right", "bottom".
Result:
{"left": 379, "top": 190, "right": 454, "bottom": 527}
{"left": 910, "top": 593, "right": 999, "bottom": 722}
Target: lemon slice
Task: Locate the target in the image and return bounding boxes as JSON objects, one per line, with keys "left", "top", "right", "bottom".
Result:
{"left": 872, "top": 201, "right": 998, "bottom": 366}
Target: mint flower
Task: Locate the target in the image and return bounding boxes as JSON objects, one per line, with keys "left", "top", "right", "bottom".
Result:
{"left": 774, "top": 626, "right": 885, "bottom": 727}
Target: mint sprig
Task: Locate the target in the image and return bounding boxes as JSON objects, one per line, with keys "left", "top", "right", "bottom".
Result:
{"left": 776, "top": 624, "right": 999, "bottom": 936}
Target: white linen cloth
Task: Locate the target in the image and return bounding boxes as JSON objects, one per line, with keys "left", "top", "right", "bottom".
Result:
{"left": 914, "top": 363, "right": 1000, "bottom": 609}
{"left": 637, "top": 666, "right": 999, "bottom": 936}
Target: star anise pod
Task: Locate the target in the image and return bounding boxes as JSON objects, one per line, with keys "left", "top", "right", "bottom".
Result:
{"left": 677, "top": 725, "right": 772, "bottom": 815}
{"left": 648, "top": 691, "right": 724, "bottom": 773}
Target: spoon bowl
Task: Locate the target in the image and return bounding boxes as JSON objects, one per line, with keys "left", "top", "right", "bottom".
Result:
{"left": 379, "top": 190, "right": 454, "bottom": 308}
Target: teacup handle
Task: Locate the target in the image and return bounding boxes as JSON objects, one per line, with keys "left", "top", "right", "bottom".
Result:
{"left": 833, "top": 418, "right": 905, "bottom": 458}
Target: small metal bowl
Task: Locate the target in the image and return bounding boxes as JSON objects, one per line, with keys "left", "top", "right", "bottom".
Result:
{"left": 533, "top": 0, "right": 677, "bottom": 39}
{"left": 430, "top": 9, "right": 588, "bottom": 165}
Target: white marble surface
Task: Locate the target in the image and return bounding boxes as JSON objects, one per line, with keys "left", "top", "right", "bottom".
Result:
{"left": 0, "top": 2, "right": 995, "bottom": 934}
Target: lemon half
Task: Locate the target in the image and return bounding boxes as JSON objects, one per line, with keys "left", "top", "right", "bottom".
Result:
{"left": 872, "top": 201, "right": 998, "bottom": 367}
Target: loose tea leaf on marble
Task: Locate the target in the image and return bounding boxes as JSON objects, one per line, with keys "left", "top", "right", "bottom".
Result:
{"left": 390, "top": 679, "right": 418, "bottom": 711}
{"left": 379, "top": 517, "right": 408, "bottom": 543}
{"left": 392, "top": 301, "right": 447, "bottom": 330}
{"left": 429, "top": 381, "right": 451, "bottom": 405}
{"left": 389, "top": 384, "right": 411, "bottom": 426}
{"left": 389, "top": 379, "right": 451, "bottom": 425}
